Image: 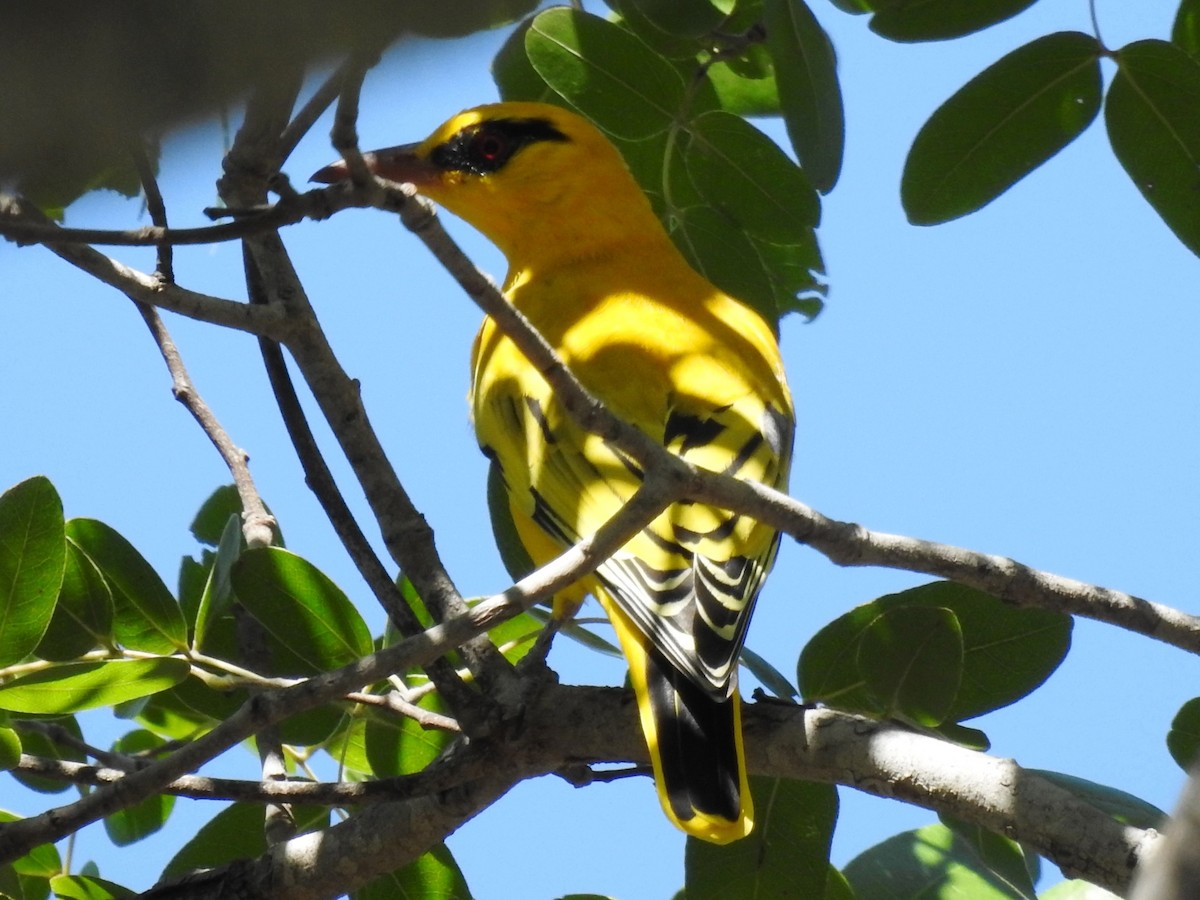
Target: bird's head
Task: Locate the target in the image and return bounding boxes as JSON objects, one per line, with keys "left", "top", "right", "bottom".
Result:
{"left": 313, "top": 101, "right": 663, "bottom": 265}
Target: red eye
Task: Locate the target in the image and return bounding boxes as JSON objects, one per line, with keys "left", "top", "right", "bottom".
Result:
{"left": 475, "top": 132, "right": 507, "bottom": 162}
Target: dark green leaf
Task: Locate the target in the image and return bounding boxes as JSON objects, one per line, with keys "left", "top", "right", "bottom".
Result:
{"left": 11, "top": 715, "right": 84, "bottom": 794}
{"left": 1106, "top": 39, "right": 1200, "bottom": 258}
{"left": 799, "top": 582, "right": 1071, "bottom": 722}
{"left": 521, "top": 8, "right": 687, "bottom": 140}
{"left": 939, "top": 814, "right": 1037, "bottom": 897}
{"left": 48, "top": 875, "right": 136, "bottom": 899}
{"left": 763, "top": 0, "right": 844, "bottom": 191}
{"left": 687, "top": 779, "right": 837, "bottom": 899}
{"left": 858, "top": 605, "right": 962, "bottom": 726}
{"left": 231, "top": 547, "right": 372, "bottom": 673}
{"left": 192, "top": 513, "right": 242, "bottom": 651}
{"left": 902, "top": 31, "right": 1102, "bottom": 224}
{"left": 352, "top": 843, "right": 472, "bottom": 900}
{"left": 0, "top": 476, "right": 66, "bottom": 666}
{"left": 133, "top": 674, "right": 239, "bottom": 742}
{"left": 36, "top": 540, "right": 114, "bottom": 661}
{"left": 1167, "top": 697, "right": 1200, "bottom": 770}
{"left": 486, "top": 460, "right": 535, "bottom": 582}
{"left": 103, "top": 731, "right": 174, "bottom": 845}
{"left": 1174, "top": 0, "right": 1200, "bottom": 57}
{"left": 0, "top": 658, "right": 189, "bottom": 714}
{"left": 66, "top": 519, "right": 187, "bottom": 654}
{"left": 845, "top": 824, "right": 1030, "bottom": 898}
{"left": 683, "top": 110, "right": 820, "bottom": 241}
{"left": 162, "top": 802, "right": 328, "bottom": 879}
{"left": 189, "top": 485, "right": 242, "bottom": 547}
{"left": 625, "top": 0, "right": 727, "bottom": 38}
{"left": 276, "top": 703, "right": 345, "bottom": 748}
{"left": 0, "top": 726, "right": 19, "bottom": 771}
{"left": 870, "top": 0, "right": 1039, "bottom": 42}
{"left": 1029, "top": 770, "right": 1164, "bottom": 829}
{"left": 739, "top": 646, "right": 799, "bottom": 699}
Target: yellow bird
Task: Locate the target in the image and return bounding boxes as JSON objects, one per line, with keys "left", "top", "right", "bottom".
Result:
{"left": 314, "top": 102, "right": 794, "bottom": 843}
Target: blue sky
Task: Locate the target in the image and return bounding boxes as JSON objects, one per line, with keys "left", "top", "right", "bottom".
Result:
{"left": 2, "top": 2, "right": 1197, "bottom": 897}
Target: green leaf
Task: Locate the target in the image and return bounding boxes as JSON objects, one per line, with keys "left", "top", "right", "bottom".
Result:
{"left": 190, "top": 485, "right": 242, "bottom": 547}
{"left": 11, "top": 715, "right": 84, "bottom": 794}
{"left": 102, "top": 730, "right": 175, "bottom": 846}
{"left": 231, "top": 547, "right": 372, "bottom": 673}
{"left": 525, "top": 607, "right": 623, "bottom": 657}
{"left": 1106, "top": 39, "right": 1200, "bottom": 258}
{"left": 857, "top": 605, "right": 962, "bottom": 726}
{"left": 162, "top": 802, "right": 329, "bottom": 879}
{"left": 845, "top": 824, "right": 1032, "bottom": 898}
{"left": 36, "top": 540, "right": 114, "bottom": 661}
{"left": 799, "top": 581, "right": 1071, "bottom": 722}
{"left": 682, "top": 110, "right": 819, "bottom": 242}
{"left": 1039, "top": 880, "right": 1122, "bottom": 898}
{"left": 0, "top": 476, "right": 66, "bottom": 666}
{"left": 325, "top": 712, "right": 373, "bottom": 776}
{"left": 739, "top": 646, "right": 799, "bottom": 700}
{"left": 0, "top": 658, "right": 189, "bottom": 714}
{"left": 1174, "top": 0, "right": 1200, "bottom": 57}
{"left": 520, "top": 7, "right": 687, "bottom": 140}
{"left": 704, "top": 59, "right": 781, "bottom": 116}
{"left": 364, "top": 692, "right": 455, "bottom": 778}
{"left": 902, "top": 31, "right": 1102, "bottom": 225}
{"left": 352, "top": 842, "right": 472, "bottom": 900}
{"left": 48, "top": 875, "right": 136, "bottom": 899}
{"left": 486, "top": 461, "right": 535, "bottom": 582}
{"left": 763, "top": 0, "right": 844, "bottom": 192}
{"left": 0, "top": 726, "right": 20, "bottom": 771}
{"left": 939, "top": 814, "right": 1037, "bottom": 897}
{"left": 66, "top": 519, "right": 187, "bottom": 654}
{"left": 0, "top": 809, "right": 63, "bottom": 878}
{"left": 823, "top": 866, "right": 855, "bottom": 899}
{"left": 1029, "top": 770, "right": 1165, "bottom": 829}
{"left": 1167, "top": 697, "right": 1200, "bottom": 770}
{"left": 192, "top": 513, "right": 242, "bottom": 651}
{"left": 870, "top": 0, "right": 1039, "bottom": 43}
{"left": 624, "top": 0, "right": 727, "bottom": 38}
{"left": 687, "top": 779, "right": 837, "bottom": 899}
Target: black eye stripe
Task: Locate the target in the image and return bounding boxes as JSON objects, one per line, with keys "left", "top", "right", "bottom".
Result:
{"left": 430, "top": 117, "right": 570, "bottom": 176}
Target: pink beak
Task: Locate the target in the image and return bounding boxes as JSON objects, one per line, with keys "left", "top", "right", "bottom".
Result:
{"left": 310, "top": 143, "right": 436, "bottom": 186}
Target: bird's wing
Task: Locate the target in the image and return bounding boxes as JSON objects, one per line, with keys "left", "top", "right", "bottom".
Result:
{"left": 472, "top": 312, "right": 793, "bottom": 699}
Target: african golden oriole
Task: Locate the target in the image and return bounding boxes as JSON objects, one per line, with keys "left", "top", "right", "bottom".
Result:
{"left": 314, "top": 101, "right": 794, "bottom": 843}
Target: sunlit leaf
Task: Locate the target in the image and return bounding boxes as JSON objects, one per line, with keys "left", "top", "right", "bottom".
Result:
{"left": 845, "top": 824, "right": 1030, "bottom": 898}
{"left": 1106, "top": 39, "right": 1200, "bottom": 258}
{"left": 66, "top": 518, "right": 187, "bottom": 654}
{"left": 0, "top": 658, "right": 188, "bottom": 714}
{"left": 352, "top": 843, "right": 472, "bottom": 900}
{"left": 939, "top": 814, "right": 1037, "bottom": 897}
{"left": 0, "top": 476, "right": 66, "bottom": 666}
{"left": 36, "top": 539, "right": 113, "bottom": 661}
{"left": 687, "top": 779, "right": 837, "bottom": 898}
{"left": 231, "top": 547, "right": 372, "bottom": 673}
{"left": 858, "top": 605, "right": 962, "bottom": 726}
{"left": 49, "top": 874, "right": 136, "bottom": 899}
{"left": 799, "top": 581, "right": 1071, "bottom": 722}
{"left": 902, "top": 31, "right": 1102, "bottom": 224}
{"left": 0, "top": 726, "right": 19, "bottom": 771}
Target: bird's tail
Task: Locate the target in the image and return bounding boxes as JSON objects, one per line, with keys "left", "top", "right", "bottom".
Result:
{"left": 599, "top": 594, "right": 754, "bottom": 844}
